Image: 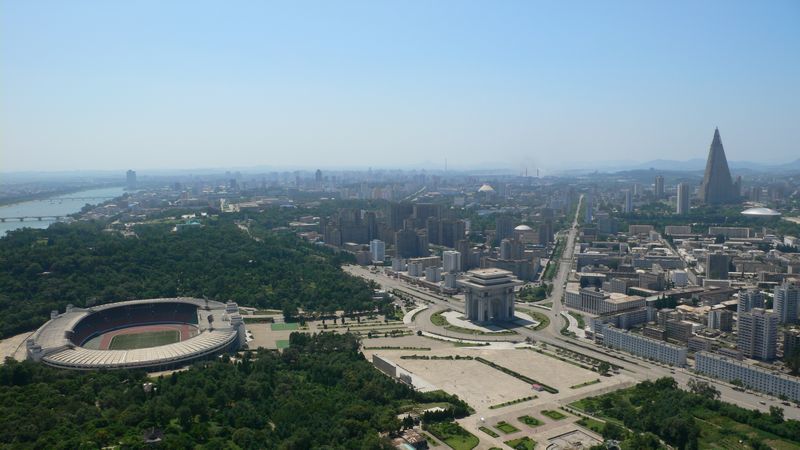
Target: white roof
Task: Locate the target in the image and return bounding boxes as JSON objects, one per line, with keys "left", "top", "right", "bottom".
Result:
{"left": 30, "top": 298, "right": 240, "bottom": 370}
{"left": 741, "top": 207, "right": 781, "bottom": 217}
{"left": 43, "top": 330, "right": 237, "bottom": 369}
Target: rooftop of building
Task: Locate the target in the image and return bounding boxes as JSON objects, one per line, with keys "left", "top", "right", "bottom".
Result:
{"left": 606, "top": 293, "right": 645, "bottom": 304}
{"left": 741, "top": 207, "right": 781, "bottom": 217}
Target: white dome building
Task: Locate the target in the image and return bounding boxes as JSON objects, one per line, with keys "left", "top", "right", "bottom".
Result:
{"left": 741, "top": 207, "right": 781, "bottom": 217}
{"left": 513, "top": 224, "right": 536, "bottom": 244}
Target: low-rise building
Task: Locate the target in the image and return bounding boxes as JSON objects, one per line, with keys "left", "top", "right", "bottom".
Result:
{"left": 688, "top": 336, "right": 714, "bottom": 353}
{"left": 665, "top": 319, "right": 694, "bottom": 343}
{"left": 598, "top": 324, "right": 687, "bottom": 366}
{"left": 695, "top": 352, "right": 800, "bottom": 402}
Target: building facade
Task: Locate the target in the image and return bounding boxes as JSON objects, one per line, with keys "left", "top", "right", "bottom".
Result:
{"left": 774, "top": 278, "right": 799, "bottom": 325}
{"left": 737, "top": 308, "right": 778, "bottom": 361}
{"left": 695, "top": 352, "right": 800, "bottom": 402}
{"left": 598, "top": 324, "right": 687, "bottom": 366}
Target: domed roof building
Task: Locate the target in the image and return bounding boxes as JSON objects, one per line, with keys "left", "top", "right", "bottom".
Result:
{"left": 741, "top": 207, "right": 781, "bottom": 217}
{"left": 478, "top": 184, "right": 495, "bottom": 193}
{"left": 514, "top": 224, "right": 533, "bottom": 231}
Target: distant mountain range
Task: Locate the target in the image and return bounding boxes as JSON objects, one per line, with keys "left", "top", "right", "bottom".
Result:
{"left": 554, "top": 158, "right": 800, "bottom": 175}
{"left": 627, "top": 158, "right": 800, "bottom": 172}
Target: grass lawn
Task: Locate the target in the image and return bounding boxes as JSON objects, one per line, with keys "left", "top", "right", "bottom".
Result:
{"left": 431, "top": 311, "right": 516, "bottom": 336}
{"left": 109, "top": 330, "right": 179, "bottom": 350}
{"left": 568, "top": 398, "right": 592, "bottom": 412}
{"left": 568, "top": 311, "right": 585, "bottom": 328}
{"left": 479, "top": 426, "right": 499, "bottom": 438}
{"left": 517, "top": 416, "right": 542, "bottom": 427}
{"left": 542, "top": 410, "right": 567, "bottom": 421}
{"left": 426, "top": 422, "right": 479, "bottom": 450}
{"left": 271, "top": 322, "right": 299, "bottom": 331}
{"left": 430, "top": 311, "right": 449, "bottom": 326}
{"left": 576, "top": 417, "right": 605, "bottom": 435}
{"left": 495, "top": 421, "right": 520, "bottom": 434}
{"left": 243, "top": 317, "right": 275, "bottom": 323}
{"left": 517, "top": 308, "right": 550, "bottom": 331}
{"left": 275, "top": 339, "right": 291, "bottom": 349}
{"left": 504, "top": 436, "right": 536, "bottom": 450}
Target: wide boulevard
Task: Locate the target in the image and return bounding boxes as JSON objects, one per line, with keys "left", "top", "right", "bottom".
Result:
{"left": 345, "top": 195, "right": 800, "bottom": 420}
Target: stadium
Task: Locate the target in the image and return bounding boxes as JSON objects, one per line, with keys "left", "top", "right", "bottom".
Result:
{"left": 26, "top": 298, "right": 247, "bottom": 371}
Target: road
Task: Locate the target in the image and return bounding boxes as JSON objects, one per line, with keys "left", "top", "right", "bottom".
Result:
{"left": 344, "top": 194, "right": 800, "bottom": 420}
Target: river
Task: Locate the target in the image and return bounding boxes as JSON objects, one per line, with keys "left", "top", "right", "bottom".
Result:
{"left": 0, "top": 186, "right": 126, "bottom": 236}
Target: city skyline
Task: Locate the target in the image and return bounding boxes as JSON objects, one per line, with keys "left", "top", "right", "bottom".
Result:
{"left": 2, "top": 1, "right": 799, "bottom": 172}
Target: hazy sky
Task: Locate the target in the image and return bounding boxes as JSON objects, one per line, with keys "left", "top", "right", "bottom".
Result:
{"left": 2, "top": 1, "right": 799, "bottom": 172}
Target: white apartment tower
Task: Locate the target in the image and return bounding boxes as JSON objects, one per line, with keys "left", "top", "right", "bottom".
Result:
{"left": 737, "top": 308, "right": 778, "bottom": 361}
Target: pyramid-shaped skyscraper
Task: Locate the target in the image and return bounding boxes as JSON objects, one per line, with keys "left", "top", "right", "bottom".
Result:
{"left": 700, "top": 128, "right": 737, "bottom": 205}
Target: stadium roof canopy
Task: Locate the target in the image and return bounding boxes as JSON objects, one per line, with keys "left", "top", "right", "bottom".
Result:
{"left": 27, "top": 297, "right": 242, "bottom": 370}
{"left": 741, "top": 207, "right": 781, "bottom": 217}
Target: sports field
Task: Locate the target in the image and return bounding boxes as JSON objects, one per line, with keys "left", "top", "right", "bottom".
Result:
{"left": 109, "top": 330, "right": 180, "bottom": 350}
{"left": 271, "top": 322, "right": 299, "bottom": 331}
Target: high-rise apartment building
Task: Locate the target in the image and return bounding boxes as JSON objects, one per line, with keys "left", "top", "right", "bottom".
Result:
{"left": 442, "top": 250, "right": 462, "bottom": 273}
{"left": 774, "top": 278, "right": 799, "bottom": 325}
{"left": 623, "top": 189, "right": 632, "bottom": 213}
{"left": 705, "top": 252, "right": 730, "bottom": 280}
{"left": 708, "top": 309, "right": 733, "bottom": 332}
{"left": 738, "top": 289, "right": 765, "bottom": 313}
{"left": 584, "top": 191, "right": 593, "bottom": 224}
{"left": 654, "top": 175, "right": 665, "bottom": 199}
{"left": 677, "top": 182, "right": 690, "bottom": 214}
{"left": 126, "top": 170, "right": 137, "bottom": 190}
{"left": 413, "top": 203, "right": 441, "bottom": 228}
{"left": 438, "top": 219, "right": 466, "bottom": 248}
{"left": 738, "top": 308, "right": 778, "bottom": 361}
{"left": 388, "top": 203, "right": 414, "bottom": 232}
{"left": 369, "top": 239, "right": 385, "bottom": 263}
{"left": 495, "top": 215, "right": 514, "bottom": 242}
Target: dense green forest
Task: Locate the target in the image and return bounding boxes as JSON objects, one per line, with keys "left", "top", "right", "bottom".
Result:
{"left": 574, "top": 377, "right": 800, "bottom": 450}
{"left": 0, "top": 333, "right": 469, "bottom": 449}
{"left": 0, "top": 220, "right": 380, "bottom": 338}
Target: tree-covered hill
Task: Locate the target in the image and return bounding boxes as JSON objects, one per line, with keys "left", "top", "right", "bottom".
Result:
{"left": 0, "top": 220, "right": 378, "bottom": 338}
{"left": 0, "top": 333, "right": 469, "bottom": 449}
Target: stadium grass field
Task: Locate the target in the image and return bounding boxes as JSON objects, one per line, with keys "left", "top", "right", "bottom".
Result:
{"left": 271, "top": 322, "right": 299, "bottom": 331}
{"left": 109, "top": 330, "right": 181, "bottom": 350}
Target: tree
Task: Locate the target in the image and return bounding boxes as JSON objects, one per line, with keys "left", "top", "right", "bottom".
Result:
{"left": 688, "top": 378, "right": 720, "bottom": 400}
{"left": 282, "top": 304, "right": 298, "bottom": 322}
{"left": 770, "top": 405, "right": 784, "bottom": 423}
{"left": 597, "top": 361, "right": 611, "bottom": 376}
{"left": 602, "top": 422, "right": 626, "bottom": 440}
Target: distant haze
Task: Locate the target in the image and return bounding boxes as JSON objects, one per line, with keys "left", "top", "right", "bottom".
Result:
{"left": 2, "top": 1, "right": 799, "bottom": 172}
